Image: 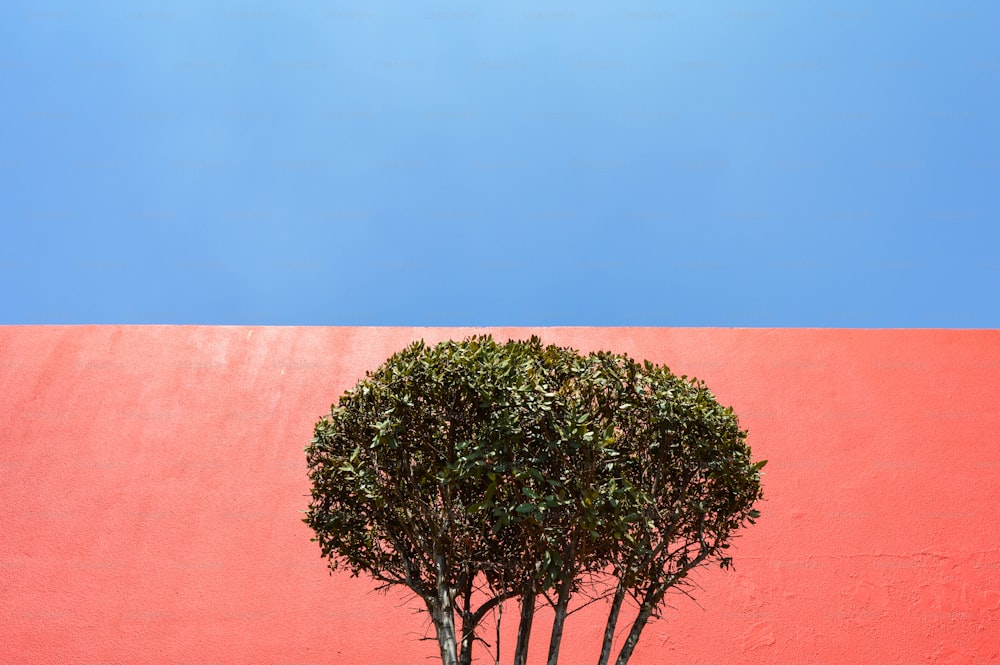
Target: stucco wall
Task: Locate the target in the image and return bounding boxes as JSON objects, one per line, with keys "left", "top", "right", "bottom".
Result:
{"left": 1, "top": 326, "right": 998, "bottom": 664}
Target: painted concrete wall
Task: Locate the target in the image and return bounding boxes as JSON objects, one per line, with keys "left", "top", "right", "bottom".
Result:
{"left": 1, "top": 326, "right": 997, "bottom": 664}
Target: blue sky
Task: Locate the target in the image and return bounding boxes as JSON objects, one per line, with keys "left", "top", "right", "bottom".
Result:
{"left": 1, "top": 1, "right": 998, "bottom": 326}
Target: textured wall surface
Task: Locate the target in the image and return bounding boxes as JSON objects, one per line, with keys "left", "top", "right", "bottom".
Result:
{"left": 1, "top": 326, "right": 998, "bottom": 664}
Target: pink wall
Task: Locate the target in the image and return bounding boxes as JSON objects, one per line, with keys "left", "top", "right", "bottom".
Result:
{"left": 1, "top": 326, "right": 998, "bottom": 664}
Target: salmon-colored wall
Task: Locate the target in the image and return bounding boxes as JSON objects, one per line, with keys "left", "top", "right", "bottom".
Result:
{"left": 1, "top": 326, "right": 998, "bottom": 664}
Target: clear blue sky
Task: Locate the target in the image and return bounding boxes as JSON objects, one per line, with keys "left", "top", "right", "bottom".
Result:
{"left": 2, "top": 1, "right": 998, "bottom": 326}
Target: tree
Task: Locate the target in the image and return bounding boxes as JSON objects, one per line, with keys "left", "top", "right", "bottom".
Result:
{"left": 304, "top": 335, "right": 764, "bottom": 665}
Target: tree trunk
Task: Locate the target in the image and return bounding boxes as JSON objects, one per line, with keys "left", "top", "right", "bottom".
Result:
{"left": 597, "top": 582, "right": 627, "bottom": 665}
{"left": 433, "top": 554, "right": 459, "bottom": 665}
{"left": 458, "top": 619, "right": 474, "bottom": 665}
{"left": 457, "top": 571, "right": 475, "bottom": 665}
{"left": 458, "top": 603, "right": 475, "bottom": 664}
{"left": 612, "top": 607, "right": 653, "bottom": 665}
{"left": 513, "top": 583, "right": 537, "bottom": 665}
{"left": 495, "top": 598, "right": 503, "bottom": 665}
{"left": 545, "top": 543, "right": 577, "bottom": 665}
{"left": 544, "top": 579, "right": 572, "bottom": 665}
{"left": 612, "top": 596, "right": 655, "bottom": 665}
{"left": 432, "top": 605, "right": 460, "bottom": 665}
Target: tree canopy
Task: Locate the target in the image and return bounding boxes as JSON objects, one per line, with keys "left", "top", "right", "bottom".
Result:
{"left": 304, "top": 335, "right": 764, "bottom": 665}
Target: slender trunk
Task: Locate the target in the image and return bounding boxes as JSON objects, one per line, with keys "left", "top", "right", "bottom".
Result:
{"left": 512, "top": 582, "right": 537, "bottom": 665}
{"left": 458, "top": 575, "right": 475, "bottom": 665}
{"left": 612, "top": 600, "right": 655, "bottom": 665}
{"left": 459, "top": 615, "right": 475, "bottom": 665}
{"left": 544, "top": 579, "right": 572, "bottom": 665}
{"left": 458, "top": 603, "right": 476, "bottom": 665}
{"left": 597, "top": 581, "right": 627, "bottom": 665}
{"left": 612, "top": 522, "right": 714, "bottom": 665}
{"left": 432, "top": 604, "right": 460, "bottom": 665}
{"left": 545, "top": 543, "right": 577, "bottom": 665}
{"left": 495, "top": 598, "right": 503, "bottom": 665}
{"left": 434, "top": 554, "right": 459, "bottom": 665}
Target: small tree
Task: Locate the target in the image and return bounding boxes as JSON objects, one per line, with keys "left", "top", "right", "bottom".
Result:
{"left": 304, "top": 336, "right": 764, "bottom": 665}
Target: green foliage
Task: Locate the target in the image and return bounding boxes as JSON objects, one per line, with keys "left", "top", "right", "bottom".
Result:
{"left": 303, "top": 335, "right": 764, "bottom": 665}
